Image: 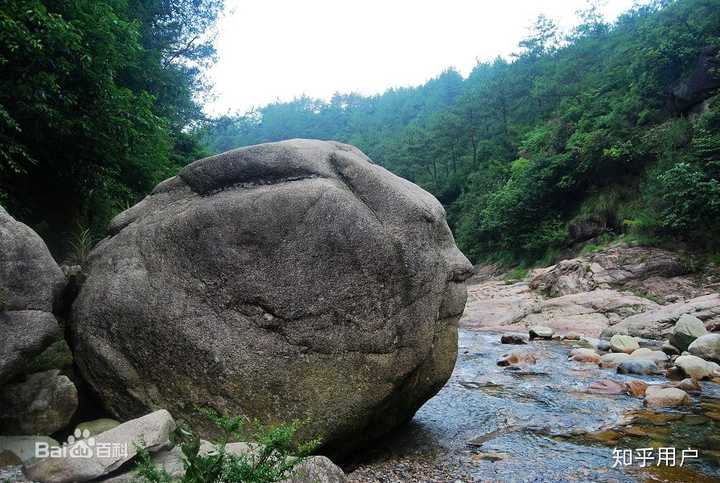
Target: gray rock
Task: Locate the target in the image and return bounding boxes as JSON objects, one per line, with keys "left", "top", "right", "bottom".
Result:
{"left": 600, "top": 352, "right": 631, "bottom": 368}
{"left": 670, "top": 314, "right": 708, "bottom": 352}
{"left": 0, "top": 205, "right": 65, "bottom": 313}
{"left": 610, "top": 334, "right": 639, "bottom": 354}
{"left": 282, "top": 456, "right": 347, "bottom": 482}
{"left": 661, "top": 341, "right": 681, "bottom": 356}
{"left": 0, "top": 370, "right": 77, "bottom": 435}
{"left": 0, "top": 311, "right": 61, "bottom": 385}
{"left": 644, "top": 387, "right": 690, "bottom": 407}
{"left": 629, "top": 348, "right": 668, "bottom": 364}
{"left": 24, "top": 410, "right": 175, "bottom": 483}
{"left": 75, "top": 418, "right": 121, "bottom": 437}
{"left": 602, "top": 294, "right": 720, "bottom": 340}
{"left": 529, "top": 326, "right": 554, "bottom": 340}
{"left": 617, "top": 359, "right": 660, "bottom": 376}
{"left": 500, "top": 334, "right": 527, "bottom": 345}
{"left": 0, "top": 436, "right": 60, "bottom": 463}
{"left": 674, "top": 354, "right": 720, "bottom": 380}
{"left": 0, "top": 206, "right": 66, "bottom": 385}
{"left": 688, "top": 333, "right": 720, "bottom": 363}
{"left": 70, "top": 140, "right": 473, "bottom": 454}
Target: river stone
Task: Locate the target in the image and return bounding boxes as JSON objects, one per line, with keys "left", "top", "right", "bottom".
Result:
{"left": 675, "top": 378, "right": 702, "bottom": 393}
{"left": 625, "top": 380, "right": 648, "bottom": 397}
{"left": 644, "top": 387, "right": 690, "bottom": 407}
{"left": 600, "top": 352, "right": 631, "bottom": 368}
{"left": 529, "top": 326, "right": 554, "bottom": 340}
{"left": 0, "top": 370, "right": 77, "bottom": 435}
{"left": 617, "top": 359, "right": 660, "bottom": 376}
{"left": 76, "top": 418, "right": 121, "bottom": 437}
{"left": 0, "top": 436, "right": 60, "bottom": 463}
{"left": 610, "top": 334, "right": 639, "bottom": 354}
{"left": 587, "top": 380, "right": 625, "bottom": 395}
{"left": 569, "top": 348, "right": 601, "bottom": 363}
{"left": 70, "top": 140, "right": 473, "bottom": 454}
{"left": 688, "top": 333, "right": 720, "bottom": 363}
{"left": 661, "top": 341, "right": 681, "bottom": 356}
{"left": 500, "top": 334, "right": 527, "bottom": 345}
{"left": 670, "top": 314, "right": 707, "bottom": 352}
{"left": 674, "top": 354, "right": 720, "bottom": 380}
{"left": 497, "top": 349, "right": 537, "bottom": 366}
{"left": 24, "top": 410, "right": 175, "bottom": 483}
{"left": 0, "top": 205, "right": 66, "bottom": 385}
{"left": 629, "top": 348, "right": 668, "bottom": 364}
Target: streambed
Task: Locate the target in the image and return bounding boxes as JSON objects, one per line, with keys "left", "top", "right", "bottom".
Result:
{"left": 348, "top": 329, "right": 720, "bottom": 482}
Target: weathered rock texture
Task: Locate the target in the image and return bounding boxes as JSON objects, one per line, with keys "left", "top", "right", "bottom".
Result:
{"left": 0, "top": 206, "right": 66, "bottom": 385}
{"left": 0, "top": 370, "right": 78, "bottom": 435}
{"left": 71, "top": 140, "right": 473, "bottom": 453}
{"left": 528, "top": 244, "right": 699, "bottom": 301}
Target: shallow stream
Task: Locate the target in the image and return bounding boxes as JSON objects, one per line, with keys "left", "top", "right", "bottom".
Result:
{"left": 349, "top": 329, "right": 720, "bottom": 482}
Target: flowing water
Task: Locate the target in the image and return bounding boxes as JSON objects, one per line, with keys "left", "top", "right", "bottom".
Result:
{"left": 349, "top": 329, "right": 720, "bottom": 482}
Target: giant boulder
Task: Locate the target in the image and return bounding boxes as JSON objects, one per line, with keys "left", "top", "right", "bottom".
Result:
{"left": 0, "top": 205, "right": 65, "bottom": 385}
{"left": 71, "top": 140, "right": 473, "bottom": 454}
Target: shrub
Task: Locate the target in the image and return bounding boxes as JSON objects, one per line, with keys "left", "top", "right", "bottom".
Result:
{"left": 133, "top": 409, "right": 320, "bottom": 483}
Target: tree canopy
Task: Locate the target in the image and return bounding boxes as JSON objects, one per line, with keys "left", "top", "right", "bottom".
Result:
{"left": 0, "top": 0, "right": 222, "bottom": 253}
{"left": 203, "top": 0, "right": 720, "bottom": 265}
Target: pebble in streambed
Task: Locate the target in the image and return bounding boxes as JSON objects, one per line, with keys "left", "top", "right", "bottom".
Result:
{"left": 348, "top": 329, "right": 720, "bottom": 482}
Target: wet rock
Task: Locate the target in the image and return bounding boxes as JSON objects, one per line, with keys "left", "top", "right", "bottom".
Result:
{"left": 500, "top": 334, "right": 527, "bottom": 345}
{"left": 569, "top": 348, "right": 601, "bottom": 363}
{"left": 600, "top": 352, "right": 631, "bottom": 368}
{"left": 610, "top": 334, "right": 639, "bottom": 354}
{"left": 471, "top": 452, "right": 509, "bottom": 462}
{"left": 625, "top": 380, "right": 649, "bottom": 397}
{"left": 0, "top": 370, "right": 78, "bottom": 435}
{"left": 0, "top": 436, "right": 60, "bottom": 463}
{"left": 644, "top": 387, "right": 690, "bottom": 407}
{"left": 617, "top": 359, "right": 660, "bottom": 376}
{"left": 497, "top": 349, "right": 537, "bottom": 366}
{"left": 670, "top": 314, "right": 708, "bottom": 352}
{"left": 587, "top": 380, "right": 626, "bottom": 395}
{"left": 563, "top": 332, "right": 581, "bottom": 341}
{"left": 596, "top": 340, "right": 612, "bottom": 352}
{"left": 70, "top": 140, "right": 472, "bottom": 452}
{"left": 674, "top": 354, "right": 720, "bottom": 380}
{"left": 661, "top": 341, "right": 681, "bottom": 356}
{"left": 576, "top": 337, "right": 601, "bottom": 349}
{"left": 76, "top": 418, "right": 121, "bottom": 437}
{"left": 674, "top": 378, "right": 702, "bottom": 393}
{"left": 688, "top": 333, "right": 720, "bottom": 363}
{"left": 529, "top": 326, "right": 554, "bottom": 340}
{"left": 24, "top": 409, "right": 175, "bottom": 483}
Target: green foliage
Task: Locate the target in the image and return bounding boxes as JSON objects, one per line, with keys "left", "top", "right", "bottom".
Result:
{"left": 202, "top": 0, "right": 720, "bottom": 264}
{"left": 0, "top": 0, "right": 222, "bottom": 255}
{"left": 133, "top": 409, "right": 320, "bottom": 483}
{"left": 66, "top": 224, "right": 95, "bottom": 266}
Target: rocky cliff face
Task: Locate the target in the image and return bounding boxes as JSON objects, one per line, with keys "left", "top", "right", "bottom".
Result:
{"left": 462, "top": 243, "right": 720, "bottom": 339}
{"left": 70, "top": 139, "right": 473, "bottom": 454}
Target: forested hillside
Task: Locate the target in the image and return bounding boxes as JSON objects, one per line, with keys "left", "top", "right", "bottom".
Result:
{"left": 0, "top": 0, "right": 223, "bottom": 253}
{"left": 204, "top": 0, "right": 720, "bottom": 265}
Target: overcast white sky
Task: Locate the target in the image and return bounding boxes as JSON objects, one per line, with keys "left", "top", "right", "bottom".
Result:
{"left": 205, "top": 0, "right": 641, "bottom": 116}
